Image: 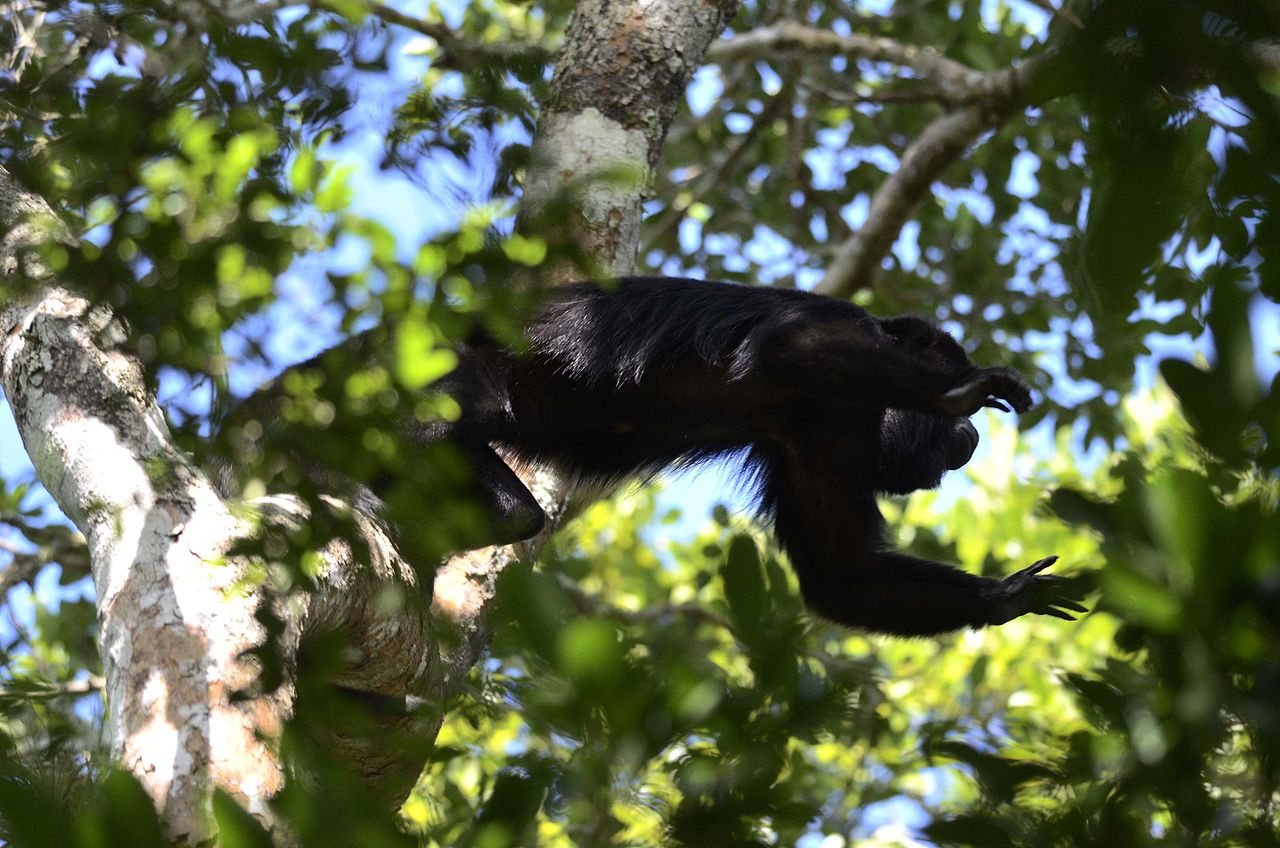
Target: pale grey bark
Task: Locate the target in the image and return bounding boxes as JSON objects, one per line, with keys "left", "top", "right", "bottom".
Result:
{"left": 0, "top": 282, "right": 284, "bottom": 841}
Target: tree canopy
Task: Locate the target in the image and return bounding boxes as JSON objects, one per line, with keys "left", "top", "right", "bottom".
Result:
{"left": 0, "top": 0, "right": 1278, "bottom": 845}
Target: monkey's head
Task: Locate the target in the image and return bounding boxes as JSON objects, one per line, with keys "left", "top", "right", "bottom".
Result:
{"left": 877, "top": 315, "right": 972, "bottom": 372}
{"left": 875, "top": 409, "right": 979, "bottom": 495}
{"left": 874, "top": 316, "right": 982, "bottom": 494}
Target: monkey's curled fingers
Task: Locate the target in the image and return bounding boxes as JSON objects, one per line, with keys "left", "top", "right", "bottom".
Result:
{"left": 936, "top": 367, "right": 1033, "bottom": 417}
{"left": 983, "top": 556, "right": 1088, "bottom": 626}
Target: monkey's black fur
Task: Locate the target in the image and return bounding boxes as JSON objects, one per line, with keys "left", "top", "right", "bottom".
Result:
{"left": 414, "top": 277, "right": 1083, "bottom": 636}
{"left": 236, "top": 277, "right": 1084, "bottom": 637}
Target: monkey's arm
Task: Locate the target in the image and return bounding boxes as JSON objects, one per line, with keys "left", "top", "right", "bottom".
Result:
{"left": 799, "top": 548, "right": 1078, "bottom": 636}
{"left": 758, "top": 316, "right": 1032, "bottom": 417}
{"left": 761, "top": 445, "right": 1083, "bottom": 636}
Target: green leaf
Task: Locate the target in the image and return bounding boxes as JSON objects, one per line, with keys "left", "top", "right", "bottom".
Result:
{"left": 557, "top": 619, "right": 625, "bottom": 689}
{"left": 395, "top": 316, "right": 458, "bottom": 390}
{"left": 214, "top": 789, "right": 275, "bottom": 848}
{"left": 720, "top": 534, "right": 766, "bottom": 635}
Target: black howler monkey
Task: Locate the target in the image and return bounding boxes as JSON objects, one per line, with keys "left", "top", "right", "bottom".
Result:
{"left": 229, "top": 277, "right": 1083, "bottom": 637}
{"left": 414, "top": 276, "right": 1083, "bottom": 637}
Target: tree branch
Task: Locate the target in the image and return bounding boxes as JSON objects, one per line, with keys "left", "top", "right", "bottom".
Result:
{"left": 314, "top": 0, "right": 552, "bottom": 69}
{"left": 801, "top": 78, "right": 977, "bottom": 108}
{"left": 427, "top": 463, "right": 566, "bottom": 700}
{"left": 709, "top": 22, "right": 1280, "bottom": 298}
{"left": 707, "top": 22, "right": 982, "bottom": 96}
{"left": 702, "top": 24, "right": 1071, "bottom": 296}
{"left": 0, "top": 517, "right": 90, "bottom": 594}
{"left": 0, "top": 674, "right": 105, "bottom": 700}
{"left": 814, "top": 106, "right": 996, "bottom": 298}
{"left": 641, "top": 91, "right": 789, "bottom": 258}
{"left": 215, "top": 0, "right": 551, "bottom": 69}
{"left": 520, "top": 0, "right": 742, "bottom": 279}
{"left": 0, "top": 284, "right": 286, "bottom": 842}
{"left": 813, "top": 44, "right": 1073, "bottom": 297}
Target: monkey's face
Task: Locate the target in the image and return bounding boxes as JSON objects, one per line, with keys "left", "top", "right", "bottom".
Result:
{"left": 875, "top": 410, "right": 979, "bottom": 495}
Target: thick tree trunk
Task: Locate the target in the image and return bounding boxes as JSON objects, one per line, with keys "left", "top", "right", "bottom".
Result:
{"left": 0, "top": 287, "right": 284, "bottom": 840}
{"left": 0, "top": 169, "right": 439, "bottom": 838}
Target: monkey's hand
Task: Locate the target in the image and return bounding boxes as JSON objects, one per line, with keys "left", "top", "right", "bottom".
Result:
{"left": 983, "top": 556, "right": 1087, "bottom": 626}
{"left": 937, "top": 367, "right": 1032, "bottom": 417}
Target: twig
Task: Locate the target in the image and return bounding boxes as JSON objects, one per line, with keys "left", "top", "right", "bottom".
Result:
{"left": 0, "top": 517, "right": 90, "bottom": 595}
{"left": 808, "top": 47, "right": 1067, "bottom": 297}
{"left": 0, "top": 675, "right": 105, "bottom": 700}
{"left": 0, "top": 551, "right": 45, "bottom": 596}
{"left": 314, "top": 0, "right": 551, "bottom": 69}
{"left": 802, "top": 78, "right": 972, "bottom": 108}
{"left": 801, "top": 182, "right": 854, "bottom": 243}
{"left": 709, "top": 21, "right": 1280, "bottom": 298}
{"left": 552, "top": 573, "right": 732, "bottom": 630}
{"left": 806, "top": 647, "right": 876, "bottom": 684}
{"left": 227, "top": 0, "right": 551, "bottom": 68}
{"left": 704, "top": 25, "right": 1069, "bottom": 299}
